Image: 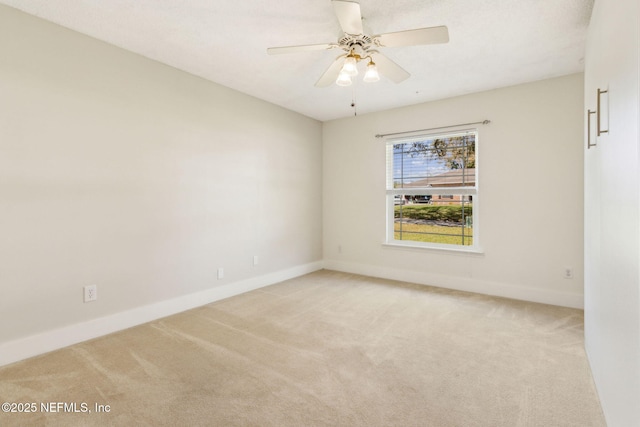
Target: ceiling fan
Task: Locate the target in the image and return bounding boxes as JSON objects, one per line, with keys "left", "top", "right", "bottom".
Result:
{"left": 266, "top": 0, "right": 449, "bottom": 87}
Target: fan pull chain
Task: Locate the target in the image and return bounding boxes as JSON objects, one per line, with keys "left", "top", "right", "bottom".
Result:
{"left": 351, "top": 84, "right": 357, "bottom": 116}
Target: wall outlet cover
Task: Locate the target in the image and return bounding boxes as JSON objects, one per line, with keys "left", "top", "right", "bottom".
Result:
{"left": 84, "top": 285, "right": 97, "bottom": 302}
{"left": 564, "top": 267, "right": 574, "bottom": 279}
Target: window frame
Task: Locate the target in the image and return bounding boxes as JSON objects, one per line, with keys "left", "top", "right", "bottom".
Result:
{"left": 384, "top": 128, "right": 481, "bottom": 252}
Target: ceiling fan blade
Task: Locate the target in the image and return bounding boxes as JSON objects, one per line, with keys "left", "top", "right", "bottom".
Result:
{"left": 332, "top": 0, "right": 363, "bottom": 35}
{"left": 374, "top": 26, "right": 449, "bottom": 48}
{"left": 267, "top": 43, "right": 338, "bottom": 55}
{"left": 315, "top": 54, "right": 348, "bottom": 87}
{"left": 370, "top": 52, "right": 410, "bottom": 83}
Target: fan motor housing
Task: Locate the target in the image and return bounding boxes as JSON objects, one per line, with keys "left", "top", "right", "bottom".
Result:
{"left": 338, "top": 33, "right": 373, "bottom": 51}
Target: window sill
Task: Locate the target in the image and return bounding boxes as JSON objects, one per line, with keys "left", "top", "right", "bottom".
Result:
{"left": 382, "top": 242, "right": 485, "bottom": 255}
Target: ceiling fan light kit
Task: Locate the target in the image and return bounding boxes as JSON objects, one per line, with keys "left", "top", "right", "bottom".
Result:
{"left": 336, "top": 71, "right": 353, "bottom": 86}
{"left": 342, "top": 54, "right": 359, "bottom": 76}
{"left": 333, "top": 49, "right": 380, "bottom": 86}
{"left": 363, "top": 60, "right": 380, "bottom": 83}
{"left": 267, "top": 0, "right": 449, "bottom": 88}
{"left": 336, "top": 52, "right": 380, "bottom": 86}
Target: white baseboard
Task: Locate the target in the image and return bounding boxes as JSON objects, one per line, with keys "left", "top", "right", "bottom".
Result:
{"left": 323, "top": 259, "right": 584, "bottom": 309}
{"left": 0, "top": 261, "right": 323, "bottom": 368}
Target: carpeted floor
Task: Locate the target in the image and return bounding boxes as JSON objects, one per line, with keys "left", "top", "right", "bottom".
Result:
{"left": 0, "top": 270, "right": 605, "bottom": 426}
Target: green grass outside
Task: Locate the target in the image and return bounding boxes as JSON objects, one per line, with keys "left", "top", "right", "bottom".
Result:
{"left": 394, "top": 222, "right": 473, "bottom": 246}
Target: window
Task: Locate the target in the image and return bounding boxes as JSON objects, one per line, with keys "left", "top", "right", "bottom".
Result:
{"left": 385, "top": 130, "right": 478, "bottom": 250}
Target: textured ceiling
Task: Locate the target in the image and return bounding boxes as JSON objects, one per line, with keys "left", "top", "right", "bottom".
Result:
{"left": 0, "top": 0, "right": 594, "bottom": 121}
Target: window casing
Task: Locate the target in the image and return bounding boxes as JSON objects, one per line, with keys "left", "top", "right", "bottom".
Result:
{"left": 385, "top": 130, "right": 479, "bottom": 250}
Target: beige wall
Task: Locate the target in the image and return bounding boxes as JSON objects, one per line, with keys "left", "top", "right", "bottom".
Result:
{"left": 0, "top": 5, "right": 323, "bottom": 350}
{"left": 323, "top": 74, "right": 585, "bottom": 308}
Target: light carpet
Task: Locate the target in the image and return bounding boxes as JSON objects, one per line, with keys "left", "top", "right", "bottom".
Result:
{"left": 0, "top": 270, "right": 605, "bottom": 426}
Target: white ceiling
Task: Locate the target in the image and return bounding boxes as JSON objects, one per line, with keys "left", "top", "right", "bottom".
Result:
{"left": 0, "top": 0, "right": 594, "bottom": 122}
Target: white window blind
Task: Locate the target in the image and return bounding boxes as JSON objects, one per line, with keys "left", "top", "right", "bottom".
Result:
{"left": 385, "top": 130, "right": 478, "bottom": 249}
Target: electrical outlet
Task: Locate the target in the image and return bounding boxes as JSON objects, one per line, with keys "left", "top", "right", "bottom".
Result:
{"left": 253, "top": 255, "right": 259, "bottom": 266}
{"left": 217, "top": 268, "right": 224, "bottom": 280}
{"left": 563, "top": 267, "right": 574, "bottom": 279}
{"left": 84, "top": 285, "right": 97, "bottom": 303}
